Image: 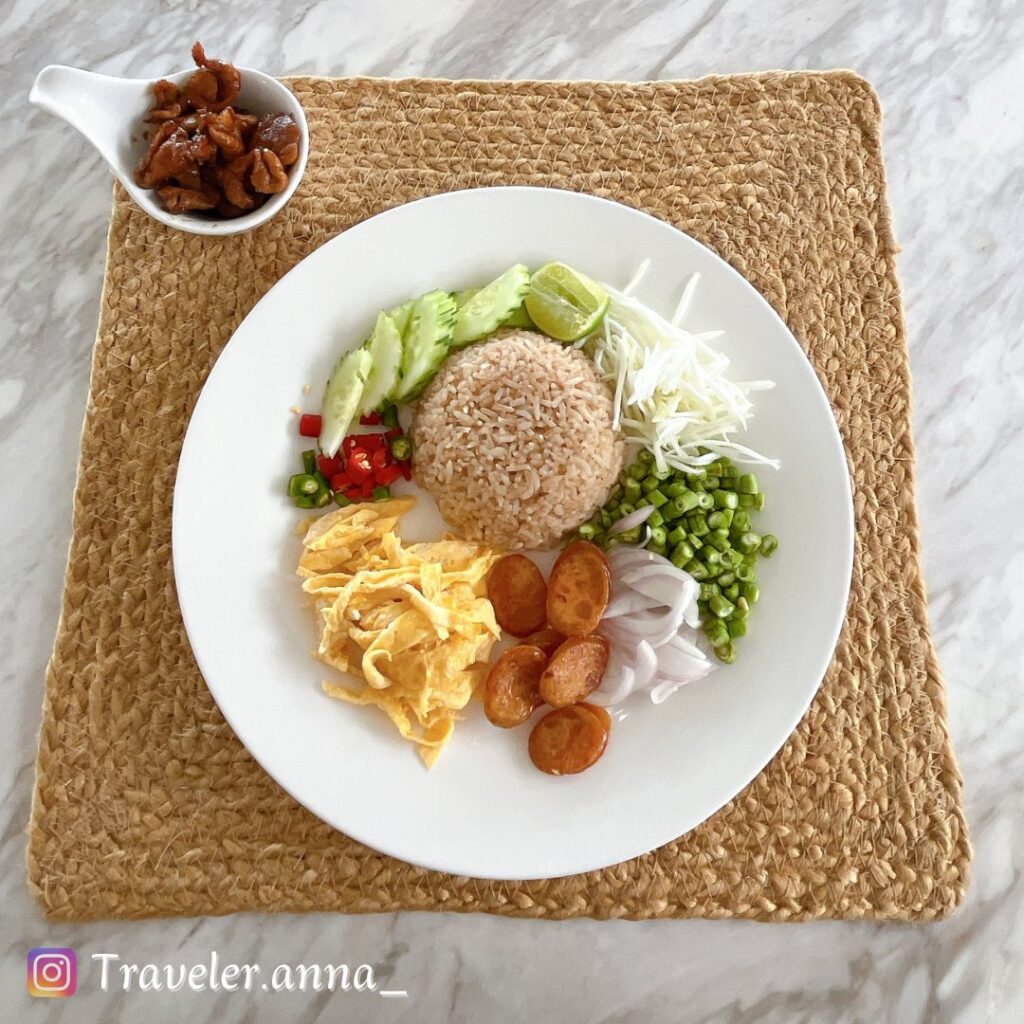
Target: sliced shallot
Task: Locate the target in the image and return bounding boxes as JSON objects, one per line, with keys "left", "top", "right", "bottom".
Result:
{"left": 619, "top": 566, "right": 698, "bottom": 610}
{"left": 609, "top": 504, "right": 656, "bottom": 535}
{"left": 604, "top": 589, "right": 658, "bottom": 619}
{"left": 593, "top": 546, "right": 715, "bottom": 707}
{"left": 632, "top": 640, "right": 659, "bottom": 690}
{"left": 591, "top": 649, "right": 636, "bottom": 707}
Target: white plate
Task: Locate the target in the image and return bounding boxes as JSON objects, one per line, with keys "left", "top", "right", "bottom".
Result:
{"left": 173, "top": 186, "right": 853, "bottom": 880}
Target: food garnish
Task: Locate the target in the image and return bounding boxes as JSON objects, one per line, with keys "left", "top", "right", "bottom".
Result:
{"left": 287, "top": 469, "right": 330, "bottom": 509}
{"left": 289, "top": 416, "right": 412, "bottom": 508}
{"left": 579, "top": 452, "right": 777, "bottom": 662}
{"left": 584, "top": 265, "right": 776, "bottom": 474}
{"left": 299, "top": 413, "right": 322, "bottom": 438}
{"left": 455, "top": 287, "right": 533, "bottom": 332}
{"left": 452, "top": 265, "right": 531, "bottom": 347}
{"left": 135, "top": 43, "right": 301, "bottom": 217}
{"left": 389, "top": 435, "right": 412, "bottom": 462}
{"left": 303, "top": 262, "right": 594, "bottom": 473}
{"left": 319, "top": 347, "right": 372, "bottom": 457}
{"left": 395, "top": 290, "right": 458, "bottom": 401}
{"left": 524, "top": 262, "right": 610, "bottom": 342}
{"left": 593, "top": 545, "right": 714, "bottom": 706}
{"left": 299, "top": 497, "right": 500, "bottom": 767}
{"left": 358, "top": 312, "right": 404, "bottom": 415}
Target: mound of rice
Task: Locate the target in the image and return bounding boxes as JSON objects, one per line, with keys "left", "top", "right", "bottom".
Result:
{"left": 412, "top": 330, "right": 624, "bottom": 550}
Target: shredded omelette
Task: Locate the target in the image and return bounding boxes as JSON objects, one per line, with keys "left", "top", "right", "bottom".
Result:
{"left": 297, "top": 497, "right": 500, "bottom": 767}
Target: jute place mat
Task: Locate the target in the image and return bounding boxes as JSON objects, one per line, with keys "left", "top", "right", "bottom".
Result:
{"left": 28, "top": 71, "right": 971, "bottom": 922}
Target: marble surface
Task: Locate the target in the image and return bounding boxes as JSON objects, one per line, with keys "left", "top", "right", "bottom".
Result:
{"left": 2, "top": 1, "right": 1022, "bottom": 1021}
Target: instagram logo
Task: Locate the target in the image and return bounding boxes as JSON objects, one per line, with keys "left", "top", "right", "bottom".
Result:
{"left": 27, "top": 948, "right": 76, "bottom": 998}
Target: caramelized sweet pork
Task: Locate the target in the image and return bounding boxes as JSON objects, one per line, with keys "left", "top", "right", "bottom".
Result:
{"left": 134, "top": 43, "right": 300, "bottom": 218}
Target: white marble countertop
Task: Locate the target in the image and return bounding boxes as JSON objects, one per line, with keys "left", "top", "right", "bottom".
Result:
{"left": 3, "top": 1, "right": 1022, "bottom": 1021}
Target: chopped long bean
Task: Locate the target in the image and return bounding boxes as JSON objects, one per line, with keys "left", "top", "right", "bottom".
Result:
{"left": 574, "top": 451, "right": 778, "bottom": 663}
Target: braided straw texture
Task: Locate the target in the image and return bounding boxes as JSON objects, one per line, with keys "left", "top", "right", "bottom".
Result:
{"left": 28, "top": 72, "right": 970, "bottom": 922}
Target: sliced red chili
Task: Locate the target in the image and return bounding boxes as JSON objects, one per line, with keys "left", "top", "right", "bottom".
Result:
{"left": 359, "top": 479, "right": 374, "bottom": 500}
{"left": 330, "top": 473, "right": 352, "bottom": 492}
{"left": 361, "top": 432, "right": 385, "bottom": 452}
{"left": 347, "top": 450, "right": 373, "bottom": 483}
{"left": 370, "top": 448, "right": 390, "bottom": 472}
{"left": 400, "top": 462, "right": 412, "bottom": 481}
{"left": 342, "top": 436, "right": 359, "bottom": 457}
{"left": 298, "top": 414, "right": 322, "bottom": 438}
{"left": 317, "top": 453, "right": 342, "bottom": 478}
{"left": 385, "top": 427, "right": 403, "bottom": 441}
{"left": 359, "top": 411, "right": 382, "bottom": 426}
{"left": 375, "top": 464, "right": 403, "bottom": 486}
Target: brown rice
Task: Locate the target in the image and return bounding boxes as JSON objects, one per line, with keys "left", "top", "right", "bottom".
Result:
{"left": 412, "top": 330, "right": 624, "bottom": 549}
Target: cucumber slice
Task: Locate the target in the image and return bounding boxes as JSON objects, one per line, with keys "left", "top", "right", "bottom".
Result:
{"left": 319, "top": 347, "right": 372, "bottom": 457}
{"left": 359, "top": 311, "right": 403, "bottom": 415}
{"left": 501, "top": 301, "right": 534, "bottom": 329}
{"left": 456, "top": 284, "right": 533, "bottom": 331}
{"left": 388, "top": 300, "right": 415, "bottom": 338}
{"left": 451, "top": 264, "right": 530, "bottom": 347}
{"left": 395, "top": 290, "right": 457, "bottom": 400}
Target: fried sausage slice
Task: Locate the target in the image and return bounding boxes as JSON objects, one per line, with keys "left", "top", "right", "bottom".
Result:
{"left": 545, "top": 541, "right": 610, "bottom": 636}
{"left": 521, "top": 629, "right": 565, "bottom": 660}
{"left": 528, "top": 703, "right": 611, "bottom": 775}
{"left": 484, "top": 645, "right": 546, "bottom": 728}
{"left": 538, "top": 634, "right": 610, "bottom": 708}
{"left": 487, "top": 554, "right": 547, "bottom": 638}
{"left": 578, "top": 703, "right": 612, "bottom": 732}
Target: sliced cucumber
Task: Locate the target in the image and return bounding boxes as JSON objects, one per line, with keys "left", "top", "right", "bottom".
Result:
{"left": 501, "top": 301, "right": 534, "bottom": 329}
{"left": 456, "top": 284, "right": 533, "bottom": 332}
{"left": 388, "top": 300, "right": 415, "bottom": 339}
{"left": 395, "top": 290, "right": 457, "bottom": 400}
{"left": 451, "top": 264, "right": 531, "bottom": 348}
{"left": 359, "top": 311, "right": 403, "bottom": 415}
{"left": 319, "top": 347, "right": 372, "bottom": 457}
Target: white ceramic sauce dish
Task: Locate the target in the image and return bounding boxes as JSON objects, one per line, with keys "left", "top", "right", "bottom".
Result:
{"left": 30, "top": 60, "right": 309, "bottom": 236}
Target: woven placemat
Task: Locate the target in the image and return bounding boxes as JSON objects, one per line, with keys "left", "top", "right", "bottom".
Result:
{"left": 28, "top": 71, "right": 971, "bottom": 922}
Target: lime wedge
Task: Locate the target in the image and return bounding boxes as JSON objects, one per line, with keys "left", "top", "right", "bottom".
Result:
{"left": 524, "top": 262, "right": 610, "bottom": 342}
